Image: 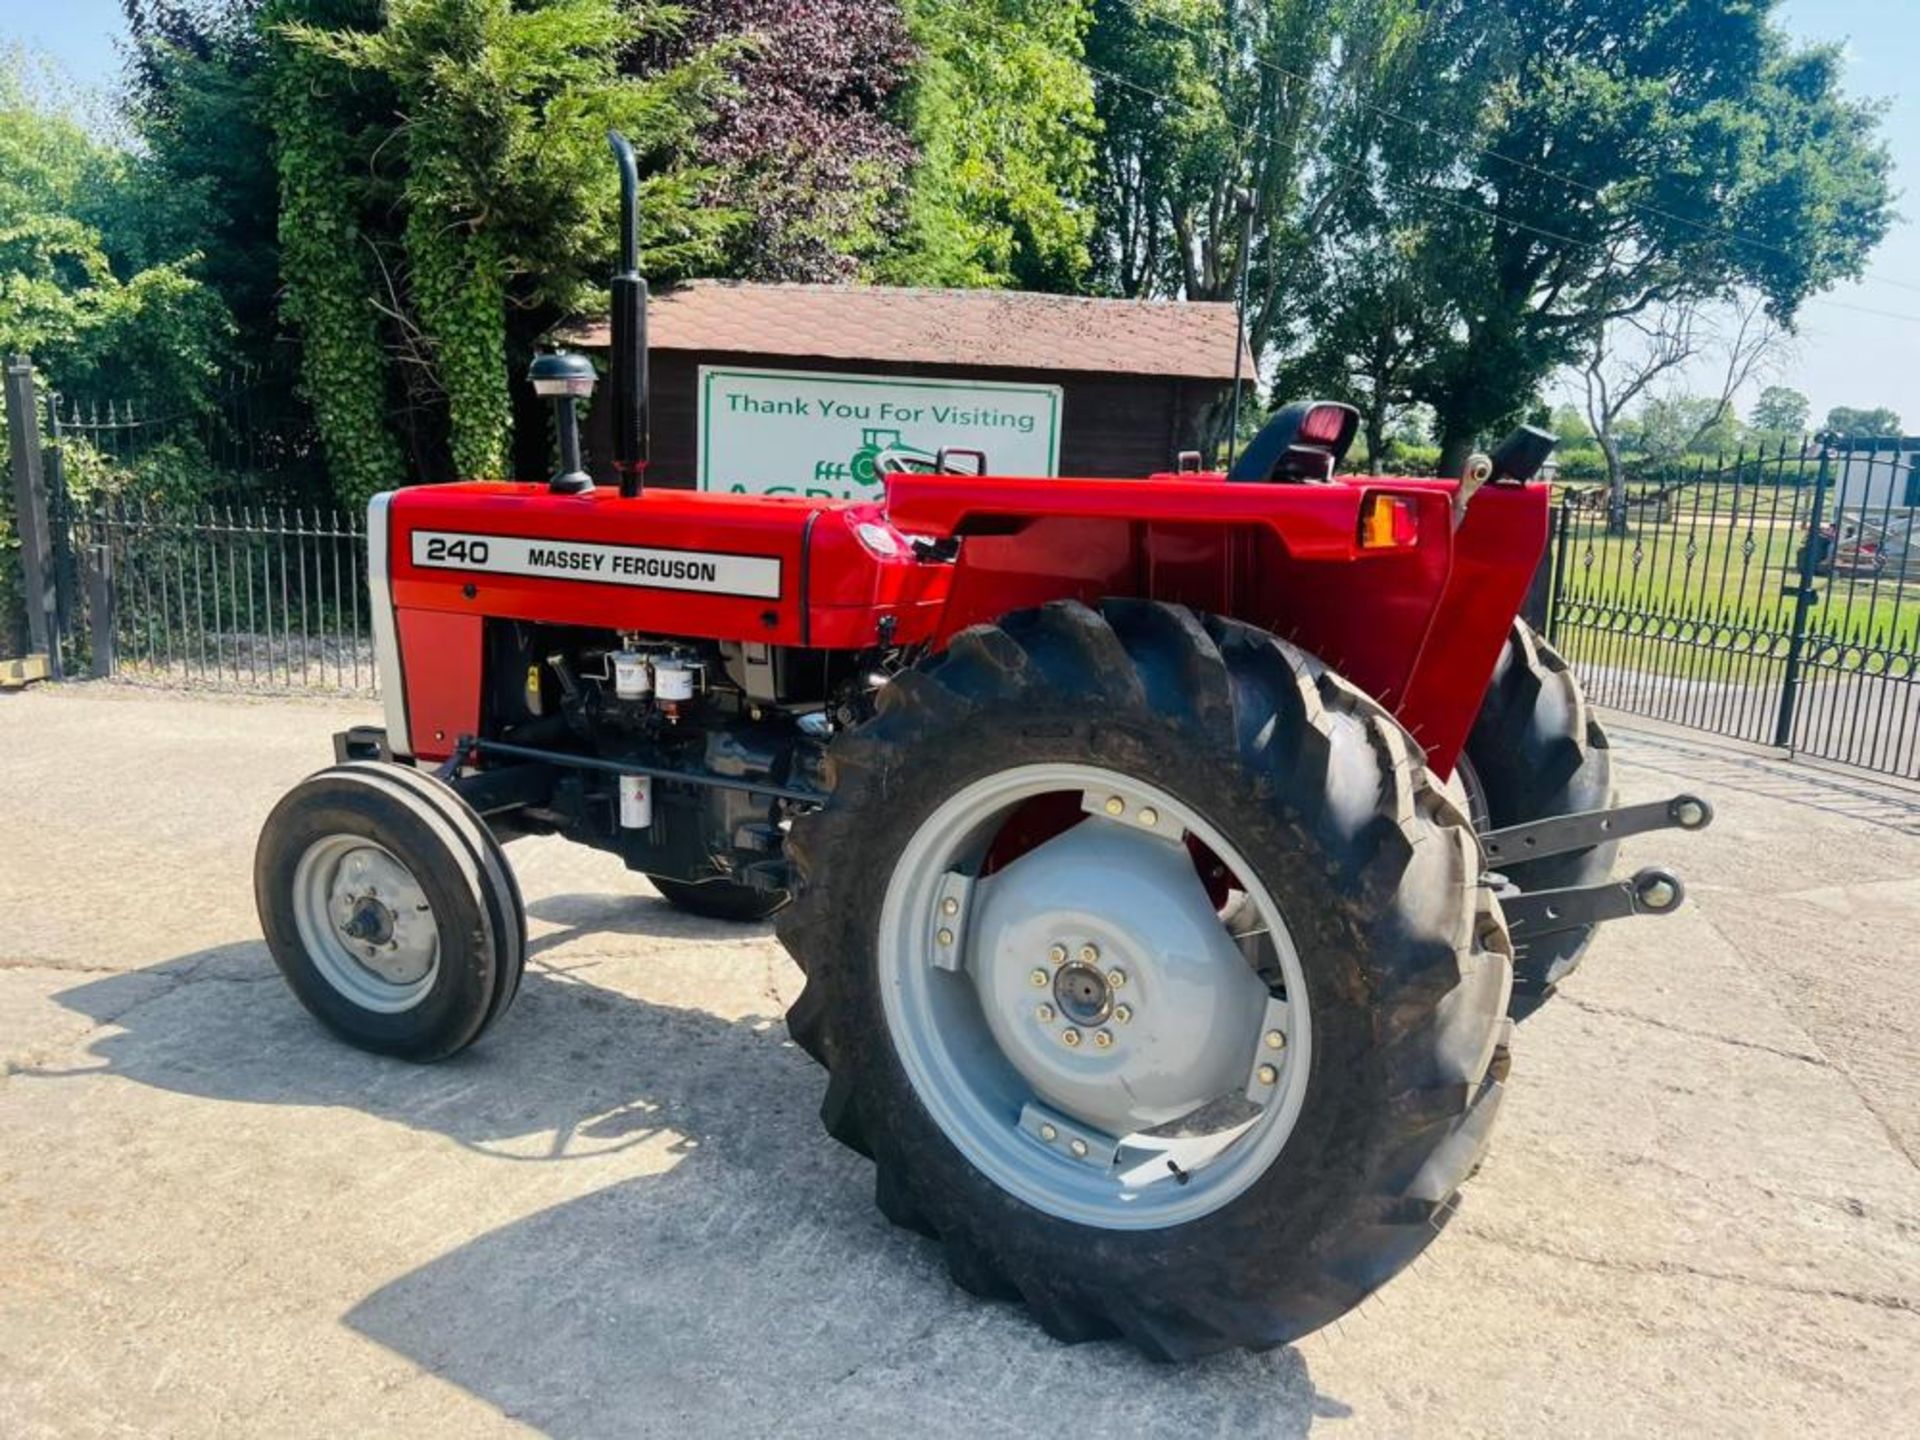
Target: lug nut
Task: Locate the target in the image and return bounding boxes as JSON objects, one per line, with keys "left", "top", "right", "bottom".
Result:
{"left": 1093, "top": 1030, "right": 1113, "bottom": 1049}
{"left": 1138, "top": 807, "right": 1158, "bottom": 827}
{"left": 1069, "top": 1138, "right": 1089, "bottom": 1158}
{"left": 1061, "top": 1028, "right": 1082, "bottom": 1048}
{"left": 1036, "top": 1004, "right": 1055, "bottom": 1022}
{"left": 1039, "top": 1123, "right": 1058, "bottom": 1143}
{"left": 1030, "top": 969, "right": 1050, "bottom": 988}
{"left": 937, "top": 928, "right": 954, "bottom": 947}
{"left": 941, "top": 897, "right": 960, "bottom": 916}
{"left": 1104, "top": 796, "right": 1125, "bottom": 817}
{"left": 1675, "top": 800, "right": 1706, "bottom": 828}
{"left": 1106, "top": 968, "right": 1127, "bottom": 989}
{"left": 1079, "top": 944, "right": 1100, "bottom": 964}
{"left": 1641, "top": 880, "right": 1678, "bottom": 910}
{"left": 1048, "top": 944, "right": 1068, "bottom": 965}
{"left": 1112, "top": 1004, "right": 1132, "bottom": 1025}
{"left": 1264, "top": 1029, "right": 1286, "bottom": 1050}
{"left": 1256, "top": 1063, "right": 1279, "bottom": 1086}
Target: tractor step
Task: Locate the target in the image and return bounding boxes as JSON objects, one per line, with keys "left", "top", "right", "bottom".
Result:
{"left": 1479, "top": 792, "right": 1712, "bottom": 867}
{"left": 1496, "top": 866, "right": 1685, "bottom": 940}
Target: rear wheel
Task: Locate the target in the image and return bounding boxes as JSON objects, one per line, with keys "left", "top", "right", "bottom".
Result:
{"left": 647, "top": 874, "right": 786, "bottom": 923}
{"left": 255, "top": 763, "right": 525, "bottom": 1061}
{"left": 779, "top": 600, "right": 1512, "bottom": 1359}
{"left": 1461, "top": 621, "right": 1615, "bottom": 1008}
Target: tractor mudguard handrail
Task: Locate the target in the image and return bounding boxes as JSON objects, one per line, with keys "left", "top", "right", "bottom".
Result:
{"left": 1479, "top": 794, "right": 1713, "bottom": 867}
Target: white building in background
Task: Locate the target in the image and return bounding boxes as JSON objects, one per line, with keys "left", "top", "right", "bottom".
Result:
{"left": 1831, "top": 437, "right": 1920, "bottom": 514}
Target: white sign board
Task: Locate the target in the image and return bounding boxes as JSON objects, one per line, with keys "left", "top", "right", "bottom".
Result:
{"left": 697, "top": 366, "right": 1062, "bottom": 499}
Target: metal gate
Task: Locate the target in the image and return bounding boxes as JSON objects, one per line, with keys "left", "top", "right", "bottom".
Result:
{"left": 5, "top": 353, "right": 376, "bottom": 694}
{"left": 1547, "top": 441, "right": 1920, "bottom": 781}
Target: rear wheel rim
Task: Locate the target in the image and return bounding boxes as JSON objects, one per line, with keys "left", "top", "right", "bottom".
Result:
{"left": 292, "top": 836, "right": 441, "bottom": 1013}
{"left": 878, "top": 763, "right": 1312, "bottom": 1230}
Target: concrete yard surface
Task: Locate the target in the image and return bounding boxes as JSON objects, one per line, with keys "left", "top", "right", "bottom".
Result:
{"left": 1, "top": 684, "right": 1916, "bottom": 1437}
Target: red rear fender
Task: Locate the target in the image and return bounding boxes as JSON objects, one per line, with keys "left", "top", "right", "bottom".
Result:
{"left": 885, "top": 471, "right": 1549, "bottom": 776}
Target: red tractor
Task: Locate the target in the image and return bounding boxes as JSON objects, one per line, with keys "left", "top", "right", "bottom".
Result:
{"left": 254, "top": 135, "right": 1711, "bottom": 1359}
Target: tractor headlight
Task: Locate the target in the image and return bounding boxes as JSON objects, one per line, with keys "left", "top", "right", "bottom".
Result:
{"left": 527, "top": 351, "right": 599, "bottom": 399}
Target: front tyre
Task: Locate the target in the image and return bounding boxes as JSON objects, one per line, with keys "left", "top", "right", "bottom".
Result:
{"left": 255, "top": 763, "right": 526, "bottom": 1062}
{"left": 779, "top": 601, "right": 1513, "bottom": 1359}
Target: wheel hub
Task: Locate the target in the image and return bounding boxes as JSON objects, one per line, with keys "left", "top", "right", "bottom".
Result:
{"left": 1051, "top": 961, "right": 1112, "bottom": 1026}
{"left": 967, "top": 819, "right": 1270, "bottom": 1139}
{"left": 341, "top": 896, "right": 397, "bottom": 946}
{"left": 292, "top": 837, "right": 442, "bottom": 1007}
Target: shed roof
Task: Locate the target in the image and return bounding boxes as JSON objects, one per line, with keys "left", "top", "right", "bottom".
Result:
{"left": 563, "top": 280, "right": 1252, "bottom": 382}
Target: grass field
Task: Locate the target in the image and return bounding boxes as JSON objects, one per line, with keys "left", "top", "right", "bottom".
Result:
{"left": 1551, "top": 516, "right": 1920, "bottom": 682}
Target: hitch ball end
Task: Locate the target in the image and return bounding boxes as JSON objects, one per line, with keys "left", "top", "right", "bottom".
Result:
{"left": 1632, "top": 868, "right": 1685, "bottom": 915}
{"left": 1667, "top": 794, "right": 1714, "bottom": 831}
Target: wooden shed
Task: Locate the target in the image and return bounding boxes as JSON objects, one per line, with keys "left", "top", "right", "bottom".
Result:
{"left": 561, "top": 281, "right": 1251, "bottom": 496}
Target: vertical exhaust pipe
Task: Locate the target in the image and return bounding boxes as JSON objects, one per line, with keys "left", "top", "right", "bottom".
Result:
{"left": 607, "top": 131, "right": 648, "bottom": 499}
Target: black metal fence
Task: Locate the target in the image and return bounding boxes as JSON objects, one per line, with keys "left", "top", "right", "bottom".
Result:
{"left": 6, "top": 352, "right": 376, "bottom": 695}
{"left": 52, "top": 499, "right": 375, "bottom": 692}
{"left": 1547, "top": 441, "right": 1920, "bottom": 781}
{"left": 45, "top": 365, "right": 327, "bottom": 502}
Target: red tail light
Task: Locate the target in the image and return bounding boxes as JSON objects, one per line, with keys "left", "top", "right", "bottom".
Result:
{"left": 1299, "top": 404, "right": 1350, "bottom": 446}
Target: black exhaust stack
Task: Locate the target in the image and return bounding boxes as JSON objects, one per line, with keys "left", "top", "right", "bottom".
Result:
{"left": 607, "top": 131, "right": 649, "bottom": 498}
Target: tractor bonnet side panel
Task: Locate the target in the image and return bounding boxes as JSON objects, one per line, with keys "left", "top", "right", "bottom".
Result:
{"left": 374, "top": 482, "right": 951, "bottom": 757}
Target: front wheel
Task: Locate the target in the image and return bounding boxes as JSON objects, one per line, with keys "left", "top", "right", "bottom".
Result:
{"left": 255, "top": 763, "right": 526, "bottom": 1061}
{"left": 779, "top": 600, "right": 1512, "bottom": 1359}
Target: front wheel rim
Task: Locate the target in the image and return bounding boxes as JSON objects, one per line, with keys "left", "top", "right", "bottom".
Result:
{"left": 878, "top": 763, "right": 1312, "bottom": 1230}
{"left": 292, "top": 835, "right": 441, "bottom": 1013}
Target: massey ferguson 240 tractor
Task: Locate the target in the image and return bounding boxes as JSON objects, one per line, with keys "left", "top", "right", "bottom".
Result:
{"left": 254, "top": 135, "right": 1712, "bottom": 1360}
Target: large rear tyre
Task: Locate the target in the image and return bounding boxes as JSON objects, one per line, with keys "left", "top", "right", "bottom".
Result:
{"left": 779, "top": 600, "right": 1513, "bottom": 1359}
{"left": 255, "top": 763, "right": 526, "bottom": 1061}
{"left": 647, "top": 874, "right": 786, "bottom": 923}
{"left": 1461, "top": 620, "right": 1615, "bottom": 1008}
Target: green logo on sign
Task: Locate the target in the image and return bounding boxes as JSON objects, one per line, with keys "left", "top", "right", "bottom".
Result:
{"left": 813, "top": 427, "right": 942, "bottom": 487}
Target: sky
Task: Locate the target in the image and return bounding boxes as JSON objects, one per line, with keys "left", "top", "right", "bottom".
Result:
{"left": 5, "top": 0, "right": 1919, "bottom": 430}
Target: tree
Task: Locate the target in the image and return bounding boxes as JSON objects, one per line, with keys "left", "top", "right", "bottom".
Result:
{"left": 1582, "top": 294, "right": 1780, "bottom": 521}
{"left": 1824, "top": 405, "right": 1902, "bottom": 439}
{"left": 1751, "top": 385, "right": 1810, "bottom": 436}
{"left": 1547, "top": 404, "right": 1592, "bottom": 449}
{"left": 0, "top": 50, "right": 227, "bottom": 412}
{"left": 0, "top": 48, "right": 230, "bottom": 651}
{"left": 1284, "top": 236, "right": 1451, "bottom": 466}
{"left": 648, "top": 1, "right": 917, "bottom": 284}
{"left": 122, "top": 3, "right": 282, "bottom": 363}
{"left": 268, "top": 0, "right": 733, "bottom": 503}
{"left": 880, "top": 0, "right": 1098, "bottom": 289}
{"left": 1089, "top": 0, "right": 1443, "bottom": 451}
{"left": 1402, "top": 1, "right": 1892, "bottom": 473}
{"left": 1625, "top": 394, "right": 1743, "bottom": 472}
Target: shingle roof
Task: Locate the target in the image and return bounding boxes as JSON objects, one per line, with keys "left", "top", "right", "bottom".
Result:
{"left": 562, "top": 280, "right": 1252, "bottom": 381}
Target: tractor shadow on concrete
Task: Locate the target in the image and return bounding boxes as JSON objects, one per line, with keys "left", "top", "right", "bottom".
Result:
{"left": 43, "top": 895, "right": 1347, "bottom": 1438}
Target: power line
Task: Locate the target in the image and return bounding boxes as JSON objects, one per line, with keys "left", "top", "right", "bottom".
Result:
{"left": 1085, "top": 61, "right": 1920, "bottom": 331}
{"left": 1099, "top": 0, "right": 1920, "bottom": 299}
